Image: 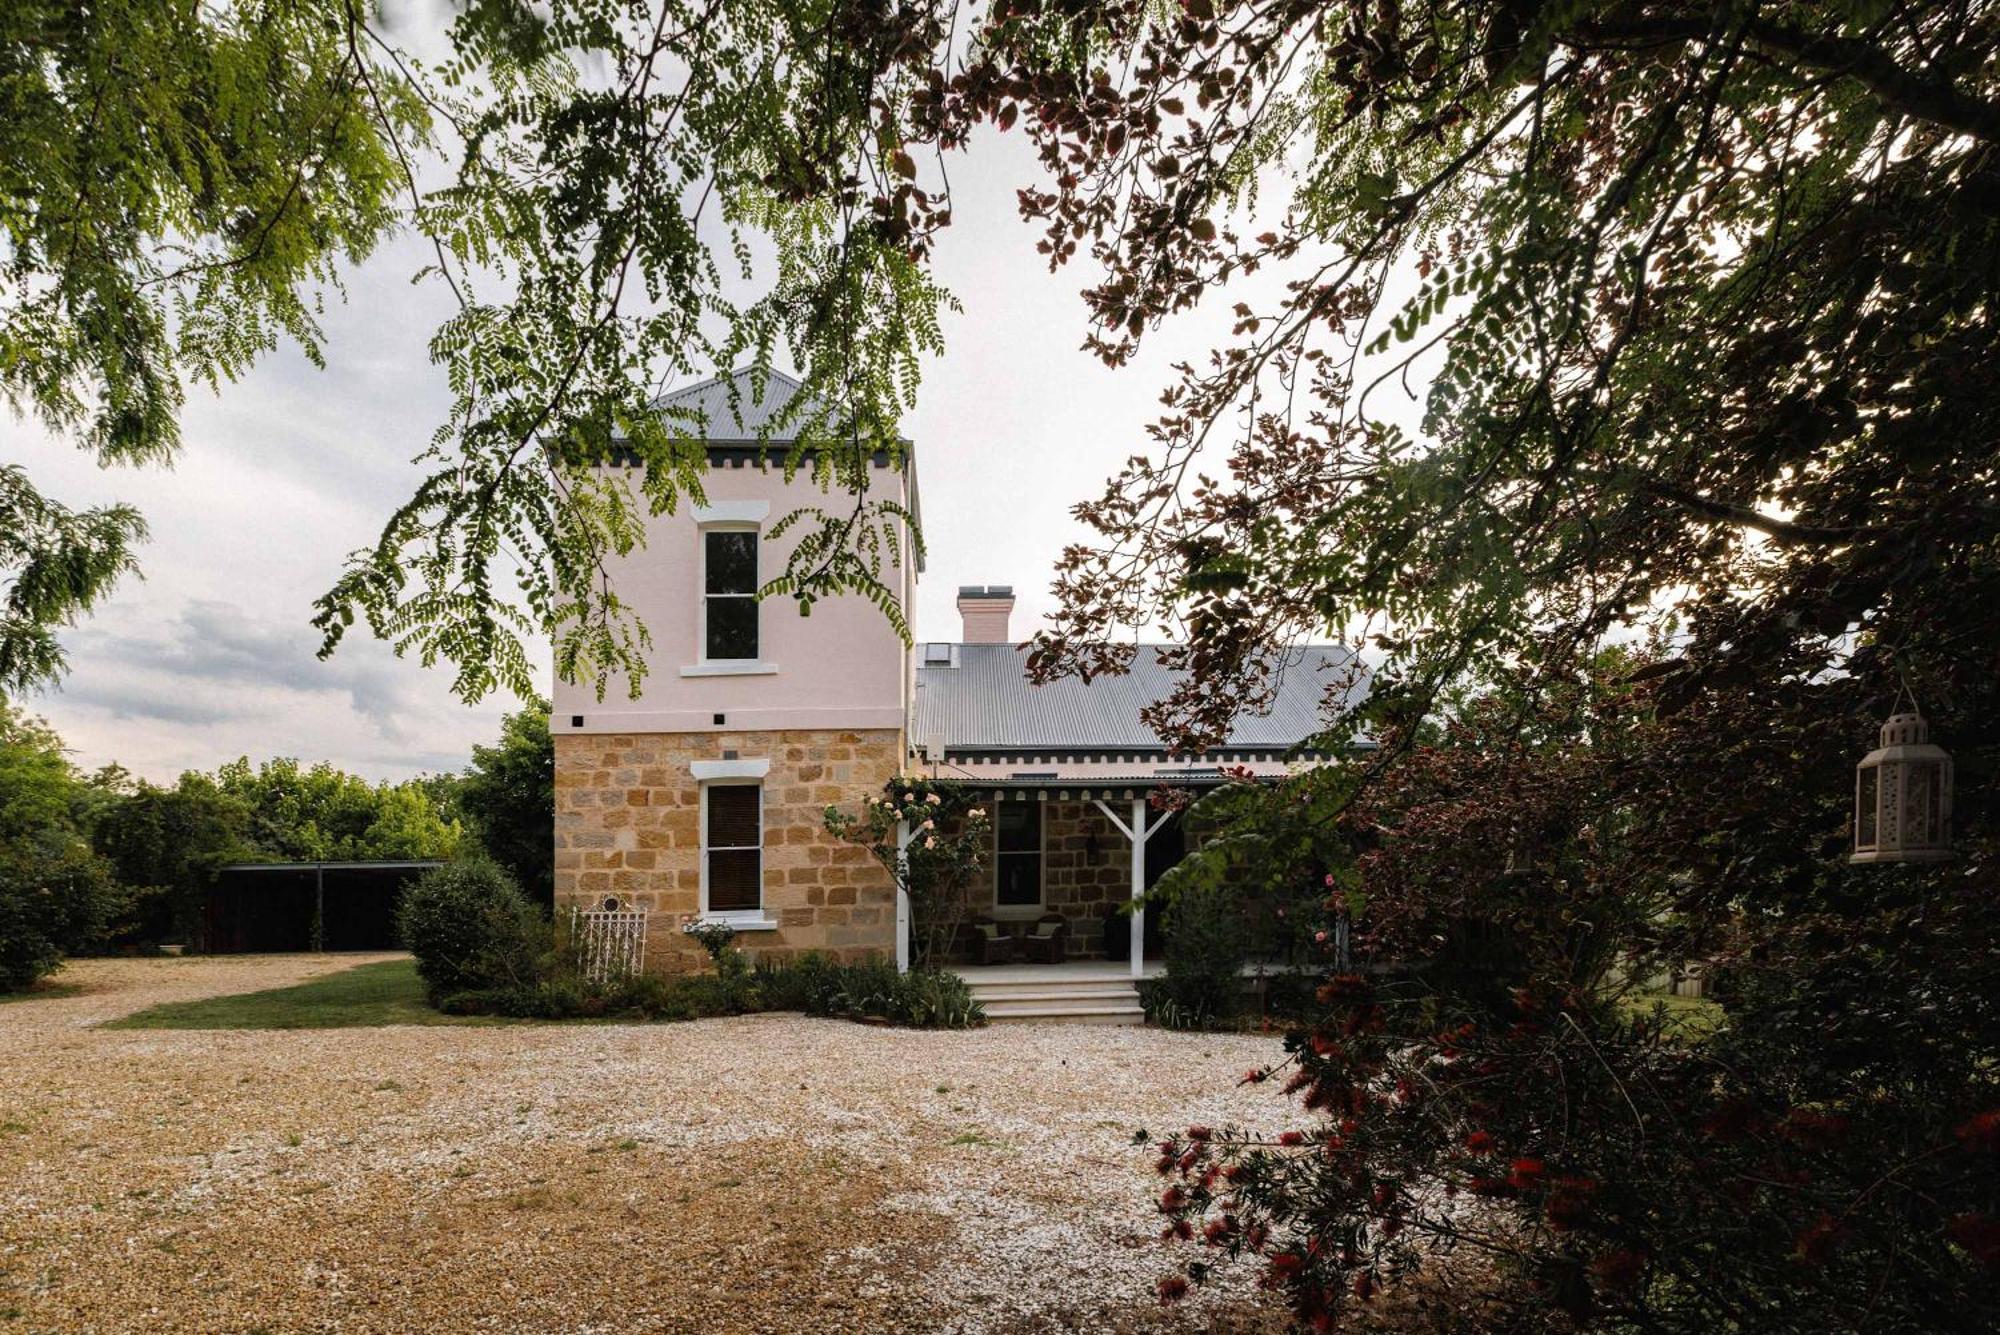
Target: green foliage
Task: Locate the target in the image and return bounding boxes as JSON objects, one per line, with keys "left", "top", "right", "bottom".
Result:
{"left": 309, "top": 0, "right": 955, "bottom": 702}
{"left": 824, "top": 777, "right": 990, "bottom": 968}
{"left": 211, "top": 756, "right": 461, "bottom": 863}
{"left": 455, "top": 697, "right": 554, "bottom": 908}
{"left": 0, "top": 0, "right": 413, "bottom": 691}
{"left": 756, "top": 953, "right": 982, "bottom": 1029}
{"left": 90, "top": 771, "right": 253, "bottom": 945}
{"left": 0, "top": 832, "right": 122, "bottom": 992}
{"left": 436, "top": 949, "right": 981, "bottom": 1028}
{"left": 10, "top": 0, "right": 952, "bottom": 705}
{"left": 0, "top": 700, "right": 123, "bottom": 989}
{"left": 0, "top": 467, "right": 144, "bottom": 693}
{"left": 1145, "top": 879, "right": 1248, "bottom": 1031}
{"left": 396, "top": 859, "right": 545, "bottom": 1003}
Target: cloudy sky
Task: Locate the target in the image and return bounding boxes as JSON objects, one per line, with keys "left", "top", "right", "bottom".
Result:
{"left": 7, "top": 33, "right": 1348, "bottom": 785}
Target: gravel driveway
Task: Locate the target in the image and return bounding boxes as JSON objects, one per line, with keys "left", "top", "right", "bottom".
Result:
{"left": 0, "top": 956, "right": 1291, "bottom": 1333}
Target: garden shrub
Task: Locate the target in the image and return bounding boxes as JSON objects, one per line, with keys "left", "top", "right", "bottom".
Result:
{"left": 786, "top": 959, "right": 983, "bottom": 1028}
{"left": 1146, "top": 878, "right": 1248, "bottom": 1030}
{"left": 430, "top": 934, "right": 980, "bottom": 1029}
{"left": 0, "top": 836, "right": 123, "bottom": 991}
{"left": 755, "top": 954, "right": 985, "bottom": 1027}
{"left": 754, "top": 949, "right": 845, "bottom": 1011}
{"left": 397, "top": 859, "right": 544, "bottom": 1002}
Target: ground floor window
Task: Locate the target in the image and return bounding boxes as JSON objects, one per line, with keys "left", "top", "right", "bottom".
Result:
{"left": 703, "top": 782, "right": 763, "bottom": 914}
{"left": 994, "top": 801, "right": 1043, "bottom": 910}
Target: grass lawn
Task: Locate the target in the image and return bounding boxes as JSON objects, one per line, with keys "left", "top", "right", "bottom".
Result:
{"left": 102, "top": 958, "right": 496, "bottom": 1030}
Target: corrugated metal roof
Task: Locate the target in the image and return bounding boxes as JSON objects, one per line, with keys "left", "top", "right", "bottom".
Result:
{"left": 914, "top": 643, "right": 1366, "bottom": 752}
{"left": 654, "top": 367, "right": 816, "bottom": 443}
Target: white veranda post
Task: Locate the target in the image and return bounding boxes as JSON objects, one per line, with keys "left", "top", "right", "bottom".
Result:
{"left": 895, "top": 818, "right": 912, "bottom": 974}
{"left": 1093, "top": 795, "right": 1162, "bottom": 980}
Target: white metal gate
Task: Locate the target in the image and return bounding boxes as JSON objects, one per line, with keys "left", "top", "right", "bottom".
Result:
{"left": 573, "top": 906, "right": 647, "bottom": 983}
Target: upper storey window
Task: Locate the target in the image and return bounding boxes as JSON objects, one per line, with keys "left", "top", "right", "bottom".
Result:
{"left": 703, "top": 529, "right": 758, "bottom": 661}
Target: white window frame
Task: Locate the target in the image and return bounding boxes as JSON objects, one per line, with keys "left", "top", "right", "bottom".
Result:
{"left": 698, "top": 773, "right": 777, "bottom": 929}
{"left": 687, "top": 513, "right": 777, "bottom": 675}
{"left": 991, "top": 798, "right": 1046, "bottom": 920}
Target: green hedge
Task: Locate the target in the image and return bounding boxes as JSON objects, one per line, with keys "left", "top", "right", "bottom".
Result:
{"left": 396, "top": 859, "right": 545, "bottom": 1002}
{"left": 436, "top": 951, "right": 982, "bottom": 1029}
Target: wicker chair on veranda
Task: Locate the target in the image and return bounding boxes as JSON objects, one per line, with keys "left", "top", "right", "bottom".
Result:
{"left": 1016, "top": 913, "right": 1068, "bottom": 965}
{"left": 971, "top": 917, "right": 1015, "bottom": 966}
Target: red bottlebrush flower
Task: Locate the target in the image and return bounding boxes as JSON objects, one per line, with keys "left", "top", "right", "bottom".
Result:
{"left": 1203, "top": 1217, "right": 1233, "bottom": 1244}
{"left": 1186, "top": 1124, "right": 1213, "bottom": 1142}
{"left": 1245, "top": 1223, "right": 1269, "bottom": 1251}
{"left": 1157, "top": 1274, "right": 1190, "bottom": 1303}
{"left": 1353, "top": 1272, "right": 1376, "bottom": 1301}
{"left": 1172, "top": 1217, "right": 1195, "bottom": 1240}
{"left": 1224, "top": 1163, "right": 1248, "bottom": 1183}
{"left": 1464, "top": 1129, "right": 1496, "bottom": 1154}
{"left": 1955, "top": 1109, "right": 2000, "bottom": 1153}
{"left": 1308, "top": 1032, "right": 1340, "bottom": 1058}
{"left": 1283, "top": 1069, "right": 1314, "bottom": 1095}
{"left": 1159, "top": 1186, "right": 1188, "bottom": 1212}
{"left": 1948, "top": 1213, "right": 2000, "bottom": 1268}
{"left": 1242, "top": 1067, "right": 1268, "bottom": 1084}
{"left": 1795, "top": 1212, "right": 1845, "bottom": 1266}
{"left": 1545, "top": 1176, "right": 1598, "bottom": 1230}
{"left": 1508, "top": 1157, "right": 1547, "bottom": 1189}
{"left": 1371, "top": 1182, "right": 1395, "bottom": 1210}
{"left": 1316, "top": 973, "right": 1369, "bottom": 1004}
{"left": 1278, "top": 1130, "right": 1306, "bottom": 1147}
{"left": 1269, "top": 1251, "right": 1304, "bottom": 1279}
{"left": 1590, "top": 1249, "right": 1648, "bottom": 1292}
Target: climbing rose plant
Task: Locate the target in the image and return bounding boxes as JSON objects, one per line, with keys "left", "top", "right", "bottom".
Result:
{"left": 824, "top": 778, "right": 989, "bottom": 969}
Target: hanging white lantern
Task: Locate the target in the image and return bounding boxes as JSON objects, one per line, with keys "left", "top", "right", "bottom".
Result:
{"left": 1851, "top": 709, "right": 1953, "bottom": 864}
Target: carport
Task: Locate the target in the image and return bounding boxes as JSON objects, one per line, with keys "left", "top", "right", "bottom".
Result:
{"left": 203, "top": 860, "right": 444, "bottom": 953}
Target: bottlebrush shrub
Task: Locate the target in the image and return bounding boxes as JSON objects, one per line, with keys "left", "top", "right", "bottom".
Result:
{"left": 824, "top": 776, "right": 990, "bottom": 968}
{"left": 1150, "top": 656, "right": 1999, "bottom": 1331}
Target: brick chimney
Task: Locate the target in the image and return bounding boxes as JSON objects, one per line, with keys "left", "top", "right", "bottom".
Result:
{"left": 956, "top": 585, "right": 1015, "bottom": 643}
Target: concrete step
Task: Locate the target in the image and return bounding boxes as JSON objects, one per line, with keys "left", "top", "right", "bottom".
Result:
{"left": 982, "top": 1000, "right": 1146, "bottom": 1025}
{"left": 968, "top": 985, "right": 1142, "bottom": 1004}
{"left": 965, "top": 980, "right": 1139, "bottom": 1000}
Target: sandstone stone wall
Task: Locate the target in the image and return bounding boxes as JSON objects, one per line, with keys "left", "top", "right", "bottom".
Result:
{"left": 1038, "top": 801, "right": 1136, "bottom": 958}
{"left": 554, "top": 728, "right": 903, "bottom": 972}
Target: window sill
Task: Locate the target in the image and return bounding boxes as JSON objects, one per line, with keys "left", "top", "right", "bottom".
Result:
{"left": 680, "top": 661, "right": 779, "bottom": 677}
{"left": 697, "top": 914, "right": 780, "bottom": 932}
